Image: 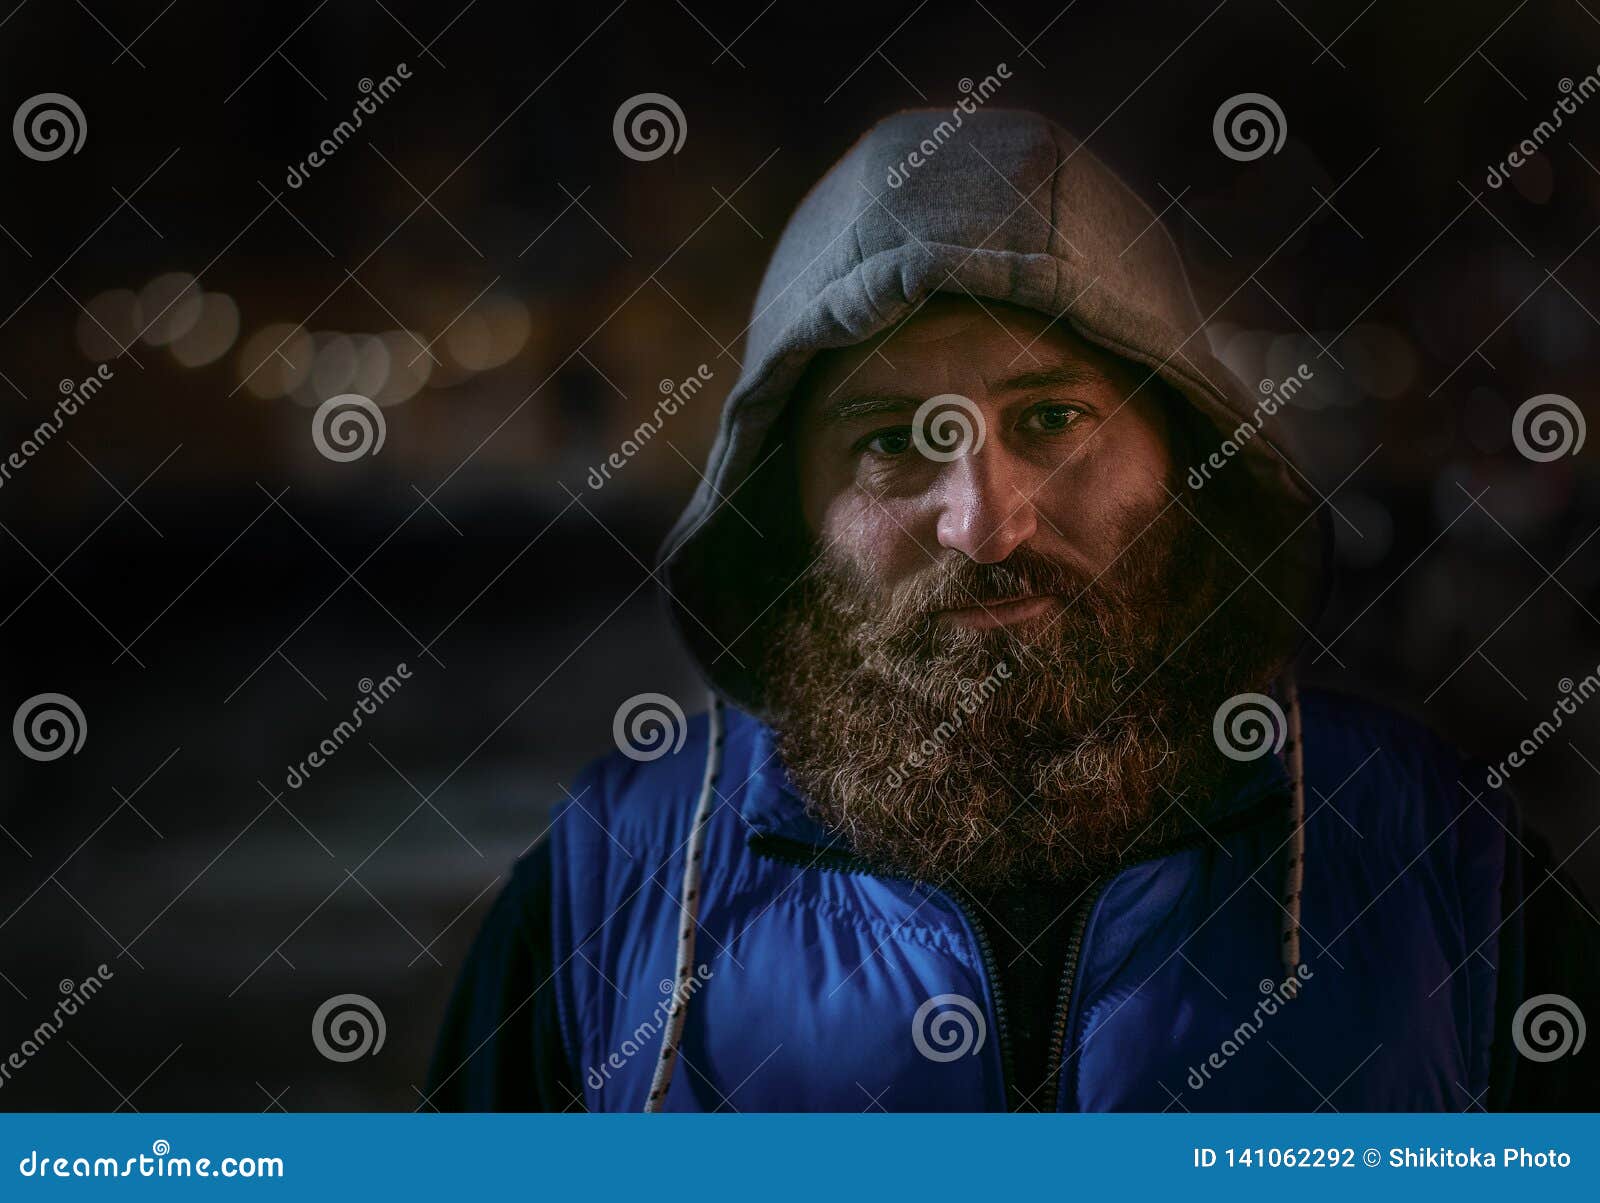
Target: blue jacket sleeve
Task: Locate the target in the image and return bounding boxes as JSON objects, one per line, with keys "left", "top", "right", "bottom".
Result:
{"left": 424, "top": 842, "right": 580, "bottom": 1111}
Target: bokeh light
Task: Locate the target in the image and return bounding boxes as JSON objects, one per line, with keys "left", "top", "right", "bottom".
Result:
{"left": 445, "top": 293, "right": 532, "bottom": 371}
{"left": 138, "top": 271, "right": 205, "bottom": 347}
{"left": 238, "top": 322, "right": 316, "bottom": 399}
{"left": 76, "top": 287, "right": 141, "bottom": 361}
{"left": 170, "top": 292, "right": 241, "bottom": 368}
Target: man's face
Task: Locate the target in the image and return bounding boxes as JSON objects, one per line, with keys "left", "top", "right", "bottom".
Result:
{"left": 764, "top": 296, "right": 1283, "bottom": 887}
{"left": 793, "top": 296, "right": 1177, "bottom": 621}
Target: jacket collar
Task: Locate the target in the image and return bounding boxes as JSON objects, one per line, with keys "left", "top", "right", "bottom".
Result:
{"left": 738, "top": 712, "right": 839, "bottom": 847}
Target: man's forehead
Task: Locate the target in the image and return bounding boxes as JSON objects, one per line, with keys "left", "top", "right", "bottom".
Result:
{"left": 885, "top": 303, "right": 1005, "bottom": 345}
{"left": 799, "top": 299, "right": 1128, "bottom": 414}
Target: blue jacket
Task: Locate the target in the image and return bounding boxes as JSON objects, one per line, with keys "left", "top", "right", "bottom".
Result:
{"left": 544, "top": 689, "right": 1517, "bottom": 1112}
{"left": 428, "top": 109, "right": 1595, "bottom": 1115}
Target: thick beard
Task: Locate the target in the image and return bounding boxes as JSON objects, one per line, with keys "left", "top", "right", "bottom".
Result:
{"left": 762, "top": 495, "right": 1287, "bottom": 889}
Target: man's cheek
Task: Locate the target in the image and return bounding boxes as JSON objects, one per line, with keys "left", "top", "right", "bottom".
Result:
{"left": 1075, "top": 458, "right": 1172, "bottom": 551}
{"left": 823, "top": 492, "right": 917, "bottom": 561}
{"left": 1038, "top": 500, "right": 1133, "bottom": 574}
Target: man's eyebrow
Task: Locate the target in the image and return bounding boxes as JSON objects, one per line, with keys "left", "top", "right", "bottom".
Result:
{"left": 820, "top": 391, "right": 923, "bottom": 424}
{"left": 819, "top": 363, "right": 1114, "bottom": 424}
{"left": 993, "top": 363, "right": 1113, "bottom": 392}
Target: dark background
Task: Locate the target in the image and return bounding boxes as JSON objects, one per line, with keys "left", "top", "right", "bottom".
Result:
{"left": 0, "top": 0, "right": 1596, "bottom": 1110}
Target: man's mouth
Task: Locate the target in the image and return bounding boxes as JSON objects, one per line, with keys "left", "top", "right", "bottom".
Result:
{"left": 933, "top": 593, "right": 1062, "bottom": 630}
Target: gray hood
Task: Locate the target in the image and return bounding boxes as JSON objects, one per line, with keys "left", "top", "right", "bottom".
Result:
{"left": 658, "top": 107, "right": 1324, "bottom": 718}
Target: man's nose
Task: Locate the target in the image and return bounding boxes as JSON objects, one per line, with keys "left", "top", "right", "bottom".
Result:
{"left": 933, "top": 448, "right": 1038, "bottom": 563}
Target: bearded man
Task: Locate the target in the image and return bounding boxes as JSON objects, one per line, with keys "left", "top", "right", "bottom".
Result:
{"left": 427, "top": 110, "right": 1595, "bottom": 1111}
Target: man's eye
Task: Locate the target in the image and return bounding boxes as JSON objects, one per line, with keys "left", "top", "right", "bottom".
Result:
{"left": 860, "top": 429, "right": 913, "bottom": 457}
{"left": 1024, "top": 404, "right": 1083, "bottom": 433}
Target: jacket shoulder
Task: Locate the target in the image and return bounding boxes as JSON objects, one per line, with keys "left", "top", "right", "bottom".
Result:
{"left": 1296, "top": 684, "right": 1517, "bottom": 844}
{"left": 1299, "top": 685, "right": 1454, "bottom": 764}
{"left": 554, "top": 704, "right": 770, "bottom": 854}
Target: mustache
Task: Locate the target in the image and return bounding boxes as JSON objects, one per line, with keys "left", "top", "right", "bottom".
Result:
{"left": 886, "top": 544, "right": 1092, "bottom": 616}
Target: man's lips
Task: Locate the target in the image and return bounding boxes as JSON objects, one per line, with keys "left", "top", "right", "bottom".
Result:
{"left": 933, "top": 593, "right": 1061, "bottom": 630}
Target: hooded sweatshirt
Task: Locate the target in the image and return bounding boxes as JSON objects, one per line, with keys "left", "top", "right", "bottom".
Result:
{"left": 427, "top": 110, "right": 1596, "bottom": 1113}
{"left": 657, "top": 107, "right": 1323, "bottom": 717}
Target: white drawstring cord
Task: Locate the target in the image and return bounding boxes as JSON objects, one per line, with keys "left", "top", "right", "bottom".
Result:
{"left": 1279, "top": 671, "right": 1305, "bottom": 976}
{"left": 643, "top": 693, "right": 724, "bottom": 1112}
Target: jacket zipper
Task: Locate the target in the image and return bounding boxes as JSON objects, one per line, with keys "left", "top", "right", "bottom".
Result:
{"left": 943, "top": 875, "right": 1019, "bottom": 1109}
{"left": 1034, "top": 794, "right": 1288, "bottom": 1109}
{"left": 749, "top": 838, "right": 1017, "bottom": 1109}
{"left": 748, "top": 790, "right": 1286, "bottom": 1112}
{"left": 1037, "top": 877, "right": 1108, "bottom": 1111}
